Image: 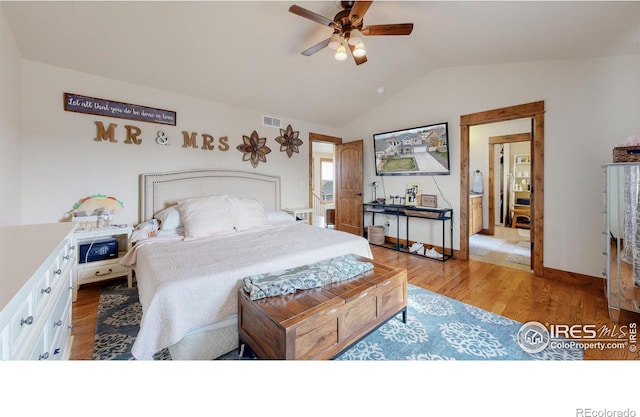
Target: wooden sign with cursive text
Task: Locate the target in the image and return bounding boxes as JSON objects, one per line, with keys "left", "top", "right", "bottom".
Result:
{"left": 64, "top": 93, "right": 176, "bottom": 126}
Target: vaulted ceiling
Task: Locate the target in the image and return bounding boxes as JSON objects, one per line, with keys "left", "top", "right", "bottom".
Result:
{"left": 3, "top": 1, "right": 640, "bottom": 127}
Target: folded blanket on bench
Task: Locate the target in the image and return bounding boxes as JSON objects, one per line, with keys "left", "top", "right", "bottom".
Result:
{"left": 242, "top": 254, "right": 374, "bottom": 300}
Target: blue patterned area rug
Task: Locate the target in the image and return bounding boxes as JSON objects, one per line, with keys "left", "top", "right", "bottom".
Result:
{"left": 92, "top": 281, "right": 583, "bottom": 360}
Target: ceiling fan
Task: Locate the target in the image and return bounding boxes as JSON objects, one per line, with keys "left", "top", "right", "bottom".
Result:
{"left": 289, "top": 1, "right": 414, "bottom": 65}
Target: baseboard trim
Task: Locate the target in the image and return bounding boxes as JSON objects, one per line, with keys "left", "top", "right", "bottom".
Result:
{"left": 542, "top": 266, "right": 605, "bottom": 288}
{"left": 379, "top": 236, "right": 603, "bottom": 288}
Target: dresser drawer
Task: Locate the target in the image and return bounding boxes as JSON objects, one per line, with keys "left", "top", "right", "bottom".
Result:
{"left": 58, "top": 239, "right": 76, "bottom": 268}
{"left": 77, "top": 261, "right": 128, "bottom": 281}
{"left": 46, "top": 283, "right": 71, "bottom": 348}
{"left": 376, "top": 270, "right": 408, "bottom": 318}
{"left": 339, "top": 288, "right": 379, "bottom": 342}
{"left": 294, "top": 308, "right": 340, "bottom": 359}
{"left": 50, "top": 241, "right": 75, "bottom": 288}
{"left": 50, "top": 291, "right": 72, "bottom": 360}
{"left": 33, "top": 268, "right": 52, "bottom": 312}
{"left": 33, "top": 254, "right": 73, "bottom": 316}
{"left": 8, "top": 291, "right": 35, "bottom": 353}
{"left": 25, "top": 329, "right": 49, "bottom": 360}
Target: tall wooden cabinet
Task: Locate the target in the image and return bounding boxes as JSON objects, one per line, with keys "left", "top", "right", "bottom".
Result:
{"left": 603, "top": 162, "right": 640, "bottom": 322}
{"left": 469, "top": 195, "right": 483, "bottom": 235}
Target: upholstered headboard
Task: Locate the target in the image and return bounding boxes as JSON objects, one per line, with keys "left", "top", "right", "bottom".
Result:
{"left": 139, "top": 169, "right": 281, "bottom": 222}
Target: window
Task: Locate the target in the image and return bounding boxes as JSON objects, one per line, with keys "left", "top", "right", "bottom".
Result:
{"left": 321, "top": 159, "right": 334, "bottom": 202}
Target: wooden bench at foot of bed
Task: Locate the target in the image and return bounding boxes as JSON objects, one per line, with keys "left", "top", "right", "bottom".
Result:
{"left": 237, "top": 256, "right": 407, "bottom": 360}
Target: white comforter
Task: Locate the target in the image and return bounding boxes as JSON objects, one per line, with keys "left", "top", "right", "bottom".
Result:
{"left": 121, "top": 221, "right": 373, "bottom": 360}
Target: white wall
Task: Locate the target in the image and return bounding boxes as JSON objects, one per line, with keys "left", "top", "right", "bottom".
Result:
{"left": 5, "top": 0, "right": 640, "bottom": 280}
{"left": 18, "top": 61, "right": 342, "bottom": 227}
{"left": 345, "top": 55, "right": 640, "bottom": 278}
{"left": 0, "top": 6, "right": 22, "bottom": 226}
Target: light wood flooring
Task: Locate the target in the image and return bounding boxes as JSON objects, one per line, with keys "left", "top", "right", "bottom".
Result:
{"left": 70, "top": 244, "right": 640, "bottom": 360}
{"left": 469, "top": 226, "right": 532, "bottom": 272}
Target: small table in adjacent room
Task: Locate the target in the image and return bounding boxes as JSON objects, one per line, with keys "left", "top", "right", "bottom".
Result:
{"left": 237, "top": 256, "right": 407, "bottom": 360}
{"left": 283, "top": 208, "right": 312, "bottom": 224}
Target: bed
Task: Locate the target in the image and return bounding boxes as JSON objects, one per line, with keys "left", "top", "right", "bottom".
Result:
{"left": 121, "top": 169, "right": 373, "bottom": 360}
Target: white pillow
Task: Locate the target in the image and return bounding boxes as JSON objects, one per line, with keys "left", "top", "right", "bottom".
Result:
{"left": 229, "top": 196, "right": 268, "bottom": 231}
{"left": 178, "top": 195, "right": 235, "bottom": 240}
{"left": 130, "top": 219, "right": 159, "bottom": 243}
{"left": 154, "top": 205, "right": 182, "bottom": 230}
{"left": 266, "top": 210, "right": 296, "bottom": 223}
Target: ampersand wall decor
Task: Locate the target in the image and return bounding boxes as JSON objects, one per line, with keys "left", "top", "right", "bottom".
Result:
{"left": 156, "top": 130, "right": 170, "bottom": 145}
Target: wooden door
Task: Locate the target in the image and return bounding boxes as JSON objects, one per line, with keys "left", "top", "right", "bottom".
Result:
{"left": 335, "top": 140, "right": 364, "bottom": 236}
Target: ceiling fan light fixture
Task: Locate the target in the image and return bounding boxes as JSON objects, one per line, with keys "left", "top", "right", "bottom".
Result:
{"left": 334, "top": 44, "right": 348, "bottom": 61}
{"left": 352, "top": 42, "right": 366, "bottom": 58}
{"left": 328, "top": 33, "right": 342, "bottom": 50}
{"left": 348, "top": 29, "right": 363, "bottom": 46}
{"left": 290, "top": 3, "right": 414, "bottom": 65}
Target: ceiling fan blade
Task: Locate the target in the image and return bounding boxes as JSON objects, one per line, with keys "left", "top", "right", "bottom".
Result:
{"left": 289, "top": 5, "right": 337, "bottom": 29}
{"left": 349, "top": 1, "right": 373, "bottom": 25}
{"left": 301, "top": 38, "right": 331, "bottom": 56}
{"left": 348, "top": 43, "right": 368, "bottom": 66}
{"left": 362, "top": 23, "right": 414, "bottom": 36}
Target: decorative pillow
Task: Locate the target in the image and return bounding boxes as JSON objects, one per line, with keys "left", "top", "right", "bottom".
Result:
{"left": 266, "top": 210, "right": 296, "bottom": 223}
{"left": 154, "top": 205, "right": 182, "bottom": 230}
{"left": 178, "top": 195, "right": 235, "bottom": 240}
{"left": 229, "top": 196, "right": 268, "bottom": 231}
{"left": 130, "top": 219, "right": 159, "bottom": 243}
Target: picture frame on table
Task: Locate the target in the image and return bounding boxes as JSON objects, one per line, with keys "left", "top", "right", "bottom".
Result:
{"left": 419, "top": 194, "right": 438, "bottom": 208}
{"left": 405, "top": 183, "right": 421, "bottom": 206}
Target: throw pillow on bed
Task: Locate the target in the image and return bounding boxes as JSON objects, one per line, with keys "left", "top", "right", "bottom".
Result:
{"left": 229, "top": 196, "right": 268, "bottom": 231}
{"left": 178, "top": 194, "right": 235, "bottom": 240}
{"left": 130, "top": 219, "right": 159, "bottom": 243}
{"left": 154, "top": 205, "right": 183, "bottom": 230}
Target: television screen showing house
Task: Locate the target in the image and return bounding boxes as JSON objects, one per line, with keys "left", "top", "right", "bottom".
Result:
{"left": 373, "top": 122, "right": 450, "bottom": 176}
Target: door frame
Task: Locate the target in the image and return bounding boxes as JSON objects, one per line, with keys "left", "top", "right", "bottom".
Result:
{"left": 460, "top": 101, "right": 545, "bottom": 276}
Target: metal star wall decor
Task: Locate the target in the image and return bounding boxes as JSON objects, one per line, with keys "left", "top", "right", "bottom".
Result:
{"left": 275, "top": 124, "right": 303, "bottom": 158}
{"left": 237, "top": 130, "right": 271, "bottom": 168}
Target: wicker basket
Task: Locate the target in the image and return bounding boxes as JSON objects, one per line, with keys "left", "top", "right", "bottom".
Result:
{"left": 404, "top": 209, "right": 444, "bottom": 219}
{"left": 367, "top": 225, "right": 385, "bottom": 245}
{"left": 613, "top": 146, "right": 640, "bottom": 163}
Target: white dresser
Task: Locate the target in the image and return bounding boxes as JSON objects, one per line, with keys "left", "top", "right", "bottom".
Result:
{"left": 0, "top": 222, "right": 77, "bottom": 360}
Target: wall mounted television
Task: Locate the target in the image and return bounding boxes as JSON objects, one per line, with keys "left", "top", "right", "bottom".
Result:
{"left": 373, "top": 122, "right": 450, "bottom": 176}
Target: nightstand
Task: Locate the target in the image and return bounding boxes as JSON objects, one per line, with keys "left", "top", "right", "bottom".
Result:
{"left": 283, "top": 208, "right": 312, "bottom": 225}
{"left": 72, "top": 225, "right": 132, "bottom": 302}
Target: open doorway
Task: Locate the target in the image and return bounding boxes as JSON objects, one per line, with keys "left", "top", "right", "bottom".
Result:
{"left": 460, "top": 101, "right": 545, "bottom": 277}
{"left": 308, "top": 132, "right": 342, "bottom": 228}
{"left": 469, "top": 128, "right": 532, "bottom": 271}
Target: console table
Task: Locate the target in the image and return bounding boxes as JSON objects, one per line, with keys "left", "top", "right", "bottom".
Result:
{"left": 363, "top": 202, "right": 453, "bottom": 262}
